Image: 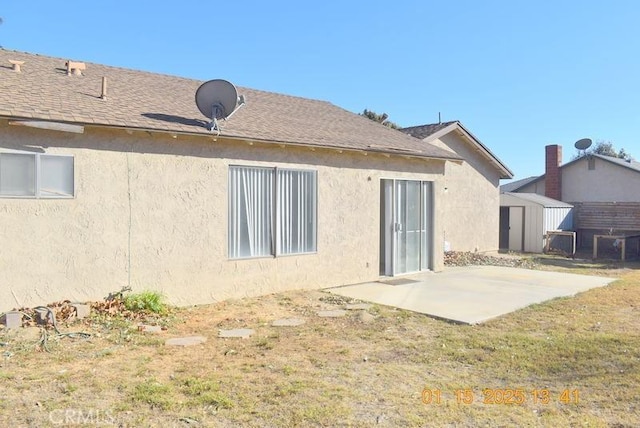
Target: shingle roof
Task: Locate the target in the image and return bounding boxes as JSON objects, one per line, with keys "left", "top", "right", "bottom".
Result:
{"left": 593, "top": 154, "right": 640, "bottom": 173}
{"left": 0, "top": 49, "right": 461, "bottom": 162}
{"left": 401, "top": 120, "right": 513, "bottom": 179}
{"left": 500, "top": 176, "right": 539, "bottom": 193}
{"left": 400, "top": 121, "right": 458, "bottom": 140}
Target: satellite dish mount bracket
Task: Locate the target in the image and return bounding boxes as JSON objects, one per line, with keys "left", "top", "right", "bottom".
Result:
{"left": 207, "top": 103, "right": 227, "bottom": 133}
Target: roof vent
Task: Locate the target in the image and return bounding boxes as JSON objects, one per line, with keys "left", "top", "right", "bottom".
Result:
{"left": 66, "top": 60, "right": 86, "bottom": 76}
{"left": 8, "top": 60, "right": 24, "bottom": 73}
{"left": 100, "top": 76, "right": 107, "bottom": 100}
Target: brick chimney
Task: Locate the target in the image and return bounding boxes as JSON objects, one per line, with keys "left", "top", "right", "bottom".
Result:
{"left": 545, "top": 144, "right": 562, "bottom": 200}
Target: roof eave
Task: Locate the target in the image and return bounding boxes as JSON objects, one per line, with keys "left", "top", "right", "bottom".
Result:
{"left": 590, "top": 154, "right": 640, "bottom": 173}
{"left": 421, "top": 121, "right": 514, "bottom": 179}
{"left": 500, "top": 176, "right": 542, "bottom": 193}
{"left": 1, "top": 116, "right": 462, "bottom": 163}
{"left": 502, "top": 192, "right": 573, "bottom": 208}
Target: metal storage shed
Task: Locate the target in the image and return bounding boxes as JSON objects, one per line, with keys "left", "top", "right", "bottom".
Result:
{"left": 499, "top": 192, "right": 574, "bottom": 253}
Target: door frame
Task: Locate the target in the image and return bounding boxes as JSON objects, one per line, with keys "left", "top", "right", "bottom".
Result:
{"left": 380, "top": 179, "right": 433, "bottom": 276}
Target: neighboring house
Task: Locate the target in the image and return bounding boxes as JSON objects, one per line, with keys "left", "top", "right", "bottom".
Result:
{"left": 401, "top": 121, "right": 514, "bottom": 253}
{"left": 502, "top": 144, "right": 640, "bottom": 249}
{"left": 0, "top": 49, "right": 511, "bottom": 311}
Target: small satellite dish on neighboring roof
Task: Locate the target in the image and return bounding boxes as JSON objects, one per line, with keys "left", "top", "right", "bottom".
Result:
{"left": 574, "top": 138, "right": 593, "bottom": 151}
{"left": 195, "top": 79, "right": 246, "bottom": 133}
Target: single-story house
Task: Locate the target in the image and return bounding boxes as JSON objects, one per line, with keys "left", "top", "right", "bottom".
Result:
{"left": 499, "top": 192, "right": 574, "bottom": 253}
{"left": 502, "top": 144, "right": 640, "bottom": 249}
{"left": 0, "top": 49, "right": 512, "bottom": 311}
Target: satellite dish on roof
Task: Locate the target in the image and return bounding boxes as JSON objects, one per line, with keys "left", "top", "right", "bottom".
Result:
{"left": 574, "top": 138, "right": 592, "bottom": 151}
{"left": 195, "top": 79, "right": 246, "bottom": 133}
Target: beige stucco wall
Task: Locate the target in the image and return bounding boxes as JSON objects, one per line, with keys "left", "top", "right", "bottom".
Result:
{"left": 562, "top": 157, "right": 640, "bottom": 202}
{"left": 429, "top": 133, "right": 502, "bottom": 253}
{"left": 0, "top": 121, "right": 446, "bottom": 311}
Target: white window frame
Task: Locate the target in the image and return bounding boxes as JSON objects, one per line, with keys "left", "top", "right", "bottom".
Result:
{"left": 0, "top": 152, "right": 75, "bottom": 199}
{"left": 228, "top": 165, "right": 317, "bottom": 259}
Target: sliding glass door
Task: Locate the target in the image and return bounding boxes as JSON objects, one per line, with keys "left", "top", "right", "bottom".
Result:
{"left": 380, "top": 179, "right": 433, "bottom": 276}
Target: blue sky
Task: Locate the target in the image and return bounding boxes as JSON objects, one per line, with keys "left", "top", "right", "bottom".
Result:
{"left": 2, "top": 1, "right": 639, "bottom": 180}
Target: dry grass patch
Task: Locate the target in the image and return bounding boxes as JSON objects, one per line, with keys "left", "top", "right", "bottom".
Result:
{"left": 1, "top": 261, "right": 639, "bottom": 426}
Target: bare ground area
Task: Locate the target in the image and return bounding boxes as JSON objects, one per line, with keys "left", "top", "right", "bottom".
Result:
{"left": 1, "top": 258, "right": 639, "bottom": 427}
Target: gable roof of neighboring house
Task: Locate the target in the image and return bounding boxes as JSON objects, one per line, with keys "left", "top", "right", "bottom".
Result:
{"left": 501, "top": 192, "right": 573, "bottom": 208}
{"left": 0, "top": 49, "right": 461, "bottom": 163}
{"left": 596, "top": 154, "right": 640, "bottom": 173}
{"left": 401, "top": 120, "right": 513, "bottom": 179}
{"left": 500, "top": 154, "right": 640, "bottom": 192}
{"left": 500, "top": 175, "right": 539, "bottom": 193}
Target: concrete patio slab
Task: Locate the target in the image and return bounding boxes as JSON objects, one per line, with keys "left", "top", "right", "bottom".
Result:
{"left": 326, "top": 266, "right": 616, "bottom": 324}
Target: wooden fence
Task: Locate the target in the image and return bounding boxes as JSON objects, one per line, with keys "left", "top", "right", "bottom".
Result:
{"left": 571, "top": 202, "right": 640, "bottom": 231}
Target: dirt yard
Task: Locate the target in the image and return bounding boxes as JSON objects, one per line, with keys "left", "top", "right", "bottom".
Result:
{"left": 1, "top": 257, "right": 639, "bottom": 427}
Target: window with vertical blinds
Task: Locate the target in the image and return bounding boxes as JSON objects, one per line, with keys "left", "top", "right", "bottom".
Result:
{"left": 277, "top": 169, "right": 317, "bottom": 255}
{"left": 229, "top": 166, "right": 317, "bottom": 259}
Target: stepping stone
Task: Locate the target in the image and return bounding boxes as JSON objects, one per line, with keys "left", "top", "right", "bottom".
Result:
{"left": 272, "top": 318, "right": 306, "bottom": 327}
{"left": 138, "top": 324, "right": 163, "bottom": 333}
{"left": 317, "top": 310, "right": 347, "bottom": 318}
{"left": 165, "top": 336, "right": 207, "bottom": 347}
{"left": 218, "top": 328, "right": 255, "bottom": 339}
{"left": 345, "top": 303, "right": 372, "bottom": 311}
{"left": 357, "top": 311, "right": 376, "bottom": 324}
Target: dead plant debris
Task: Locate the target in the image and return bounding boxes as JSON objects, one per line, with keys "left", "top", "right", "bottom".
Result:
{"left": 15, "top": 297, "right": 173, "bottom": 331}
